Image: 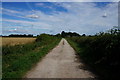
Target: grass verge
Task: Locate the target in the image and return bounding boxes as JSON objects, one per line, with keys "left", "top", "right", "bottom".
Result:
{"left": 2, "top": 34, "right": 61, "bottom": 79}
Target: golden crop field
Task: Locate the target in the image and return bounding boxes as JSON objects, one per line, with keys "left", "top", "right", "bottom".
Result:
{"left": 1, "top": 37, "right": 36, "bottom": 46}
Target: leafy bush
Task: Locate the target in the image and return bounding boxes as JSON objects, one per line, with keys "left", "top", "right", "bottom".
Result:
{"left": 67, "top": 28, "right": 120, "bottom": 79}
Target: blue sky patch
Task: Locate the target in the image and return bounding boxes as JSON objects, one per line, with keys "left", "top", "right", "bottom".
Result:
{"left": 1, "top": 2, "right": 118, "bottom": 35}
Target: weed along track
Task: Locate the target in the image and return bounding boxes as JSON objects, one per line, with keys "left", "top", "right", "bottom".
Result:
{"left": 2, "top": 34, "right": 61, "bottom": 78}
{"left": 25, "top": 38, "right": 95, "bottom": 78}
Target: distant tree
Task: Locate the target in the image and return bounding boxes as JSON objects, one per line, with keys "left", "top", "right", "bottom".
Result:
{"left": 72, "top": 32, "right": 80, "bottom": 37}
{"left": 61, "top": 31, "right": 66, "bottom": 38}
{"left": 60, "top": 31, "right": 80, "bottom": 37}
{"left": 88, "top": 35, "right": 92, "bottom": 37}
{"left": 55, "top": 33, "right": 61, "bottom": 37}
{"left": 28, "top": 34, "right": 33, "bottom": 37}
{"left": 82, "top": 34, "right": 86, "bottom": 37}
{"left": 36, "top": 34, "right": 51, "bottom": 42}
{"left": 9, "top": 34, "right": 33, "bottom": 37}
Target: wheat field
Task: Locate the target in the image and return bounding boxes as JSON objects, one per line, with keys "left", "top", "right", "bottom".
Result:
{"left": 1, "top": 37, "right": 36, "bottom": 46}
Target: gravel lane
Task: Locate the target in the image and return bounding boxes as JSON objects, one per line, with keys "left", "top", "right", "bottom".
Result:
{"left": 25, "top": 38, "right": 95, "bottom": 78}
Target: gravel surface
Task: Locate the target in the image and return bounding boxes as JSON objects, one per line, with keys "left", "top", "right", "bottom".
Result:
{"left": 25, "top": 38, "right": 95, "bottom": 78}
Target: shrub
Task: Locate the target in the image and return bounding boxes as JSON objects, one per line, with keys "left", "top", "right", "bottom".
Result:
{"left": 67, "top": 29, "right": 120, "bottom": 79}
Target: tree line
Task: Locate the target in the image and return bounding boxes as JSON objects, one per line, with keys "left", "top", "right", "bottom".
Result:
{"left": 2, "top": 34, "right": 34, "bottom": 37}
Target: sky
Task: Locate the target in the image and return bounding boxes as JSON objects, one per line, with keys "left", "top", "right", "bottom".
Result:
{"left": 1, "top": 0, "right": 120, "bottom": 2}
{"left": 1, "top": 2, "right": 118, "bottom": 35}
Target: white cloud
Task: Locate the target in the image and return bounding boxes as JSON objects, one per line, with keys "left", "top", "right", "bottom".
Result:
{"left": 44, "top": 2, "right": 118, "bottom": 34}
{"left": 2, "top": 8, "right": 21, "bottom": 14}
{"left": 26, "top": 14, "right": 39, "bottom": 19}
{"left": 2, "top": 0, "right": 120, "bottom": 2}
{"left": 2, "top": 2, "right": 118, "bottom": 35}
{"left": 35, "top": 3, "right": 54, "bottom": 9}
{"left": 3, "top": 18, "right": 52, "bottom": 29}
{"left": 2, "top": 8, "right": 41, "bottom": 20}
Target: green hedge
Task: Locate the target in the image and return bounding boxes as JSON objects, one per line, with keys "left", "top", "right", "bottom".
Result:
{"left": 67, "top": 29, "right": 120, "bottom": 79}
